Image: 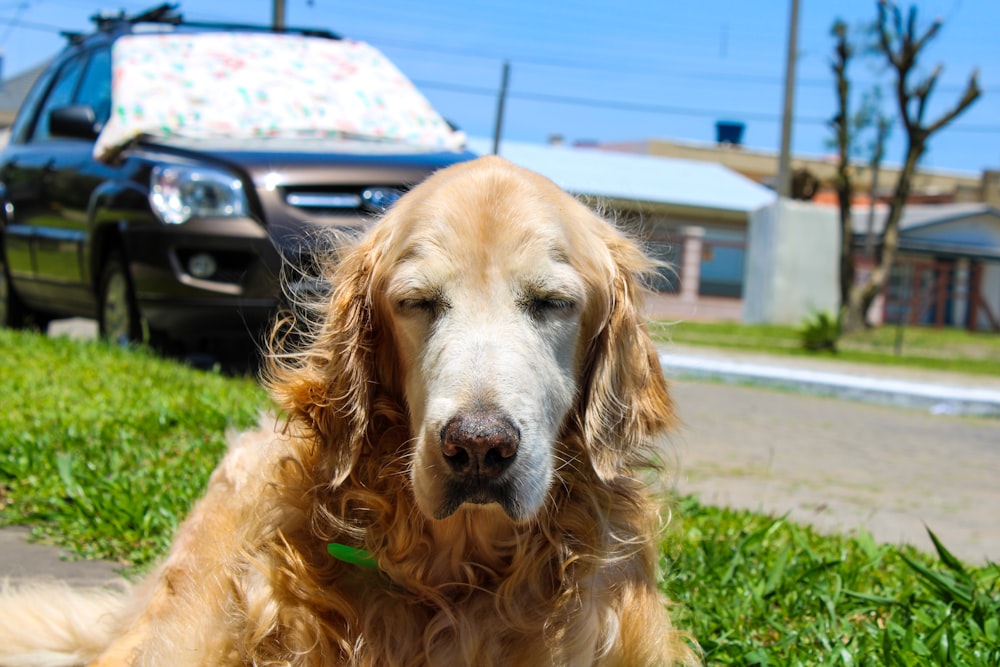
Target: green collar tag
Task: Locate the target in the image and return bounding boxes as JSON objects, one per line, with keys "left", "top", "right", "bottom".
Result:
{"left": 327, "top": 542, "right": 378, "bottom": 569}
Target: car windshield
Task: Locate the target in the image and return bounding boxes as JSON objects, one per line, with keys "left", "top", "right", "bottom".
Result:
{"left": 93, "top": 31, "right": 465, "bottom": 160}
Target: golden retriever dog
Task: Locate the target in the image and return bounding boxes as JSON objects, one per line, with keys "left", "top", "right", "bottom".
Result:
{"left": 0, "top": 156, "right": 697, "bottom": 666}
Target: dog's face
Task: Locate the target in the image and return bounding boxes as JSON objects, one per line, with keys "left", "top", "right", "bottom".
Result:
{"left": 381, "top": 163, "right": 593, "bottom": 522}
{"left": 275, "top": 157, "right": 673, "bottom": 526}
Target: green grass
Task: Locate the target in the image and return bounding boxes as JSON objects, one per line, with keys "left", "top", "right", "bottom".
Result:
{"left": 1, "top": 329, "right": 997, "bottom": 663}
{"left": 651, "top": 320, "right": 1000, "bottom": 377}
{"left": 667, "top": 499, "right": 1000, "bottom": 665}
{"left": 0, "top": 329, "right": 267, "bottom": 566}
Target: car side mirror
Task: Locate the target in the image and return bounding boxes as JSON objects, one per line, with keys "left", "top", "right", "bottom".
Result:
{"left": 49, "top": 105, "right": 102, "bottom": 141}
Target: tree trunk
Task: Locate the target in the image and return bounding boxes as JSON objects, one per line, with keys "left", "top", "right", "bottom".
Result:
{"left": 840, "top": 138, "right": 923, "bottom": 332}
{"left": 837, "top": 188, "right": 859, "bottom": 331}
{"left": 841, "top": 288, "right": 868, "bottom": 333}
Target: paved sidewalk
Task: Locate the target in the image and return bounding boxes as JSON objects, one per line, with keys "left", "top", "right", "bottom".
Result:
{"left": 657, "top": 343, "right": 1000, "bottom": 565}
{"left": 0, "top": 526, "right": 124, "bottom": 586}
{"left": 670, "top": 381, "right": 1000, "bottom": 565}
{"left": 659, "top": 342, "right": 1000, "bottom": 418}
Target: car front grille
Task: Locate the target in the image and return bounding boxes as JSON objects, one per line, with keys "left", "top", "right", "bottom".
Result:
{"left": 282, "top": 185, "right": 405, "bottom": 216}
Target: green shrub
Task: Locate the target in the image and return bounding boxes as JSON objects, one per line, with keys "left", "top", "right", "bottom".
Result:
{"left": 799, "top": 311, "right": 841, "bottom": 353}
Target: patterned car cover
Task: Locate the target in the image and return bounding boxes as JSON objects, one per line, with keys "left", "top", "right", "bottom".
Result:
{"left": 94, "top": 32, "right": 465, "bottom": 160}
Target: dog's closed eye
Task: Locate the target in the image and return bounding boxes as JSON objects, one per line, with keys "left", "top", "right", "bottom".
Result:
{"left": 395, "top": 292, "right": 449, "bottom": 318}
{"left": 522, "top": 294, "right": 579, "bottom": 319}
{"left": 517, "top": 278, "right": 582, "bottom": 321}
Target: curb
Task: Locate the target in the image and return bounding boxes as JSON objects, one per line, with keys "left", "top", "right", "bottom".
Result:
{"left": 659, "top": 353, "right": 1000, "bottom": 418}
{"left": 0, "top": 526, "right": 124, "bottom": 586}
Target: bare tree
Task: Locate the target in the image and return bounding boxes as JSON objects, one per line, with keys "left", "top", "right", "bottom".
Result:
{"left": 831, "top": 23, "right": 891, "bottom": 327}
{"left": 830, "top": 20, "right": 858, "bottom": 332}
{"left": 833, "top": 1, "right": 980, "bottom": 333}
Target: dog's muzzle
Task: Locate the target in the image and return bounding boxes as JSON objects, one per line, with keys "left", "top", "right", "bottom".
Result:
{"left": 437, "top": 411, "right": 524, "bottom": 518}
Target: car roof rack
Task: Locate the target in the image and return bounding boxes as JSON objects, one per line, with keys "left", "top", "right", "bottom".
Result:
{"left": 86, "top": 3, "right": 340, "bottom": 40}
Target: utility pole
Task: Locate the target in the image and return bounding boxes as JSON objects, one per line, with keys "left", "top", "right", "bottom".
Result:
{"left": 776, "top": 0, "right": 800, "bottom": 198}
{"left": 273, "top": 0, "right": 286, "bottom": 30}
{"left": 492, "top": 61, "right": 510, "bottom": 155}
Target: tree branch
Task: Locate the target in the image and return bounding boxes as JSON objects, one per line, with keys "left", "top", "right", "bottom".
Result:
{"left": 876, "top": 1, "right": 902, "bottom": 69}
{"left": 926, "top": 71, "right": 982, "bottom": 135}
{"left": 910, "top": 18, "right": 941, "bottom": 55}
{"left": 911, "top": 64, "right": 942, "bottom": 127}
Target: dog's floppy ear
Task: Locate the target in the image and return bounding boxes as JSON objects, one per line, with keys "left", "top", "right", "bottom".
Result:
{"left": 576, "top": 231, "right": 675, "bottom": 482}
{"left": 266, "top": 233, "right": 386, "bottom": 485}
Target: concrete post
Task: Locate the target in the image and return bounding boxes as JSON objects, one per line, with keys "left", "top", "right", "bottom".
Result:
{"left": 680, "top": 226, "right": 705, "bottom": 302}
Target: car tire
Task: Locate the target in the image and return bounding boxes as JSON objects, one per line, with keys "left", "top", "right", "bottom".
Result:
{"left": 1, "top": 252, "right": 29, "bottom": 329}
{"left": 99, "top": 251, "right": 144, "bottom": 345}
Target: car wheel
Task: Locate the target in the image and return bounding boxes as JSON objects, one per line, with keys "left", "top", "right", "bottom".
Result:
{"left": 0, "top": 253, "right": 28, "bottom": 329}
{"left": 99, "top": 251, "right": 143, "bottom": 345}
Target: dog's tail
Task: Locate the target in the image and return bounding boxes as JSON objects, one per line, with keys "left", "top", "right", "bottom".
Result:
{"left": 0, "top": 582, "right": 127, "bottom": 667}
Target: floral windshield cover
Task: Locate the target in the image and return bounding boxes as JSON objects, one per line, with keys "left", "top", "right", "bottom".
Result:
{"left": 94, "top": 32, "right": 465, "bottom": 160}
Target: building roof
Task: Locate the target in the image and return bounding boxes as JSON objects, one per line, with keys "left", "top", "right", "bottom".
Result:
{"left": 851, "top": 202, "right": 1000, "bottom": 260}
{"left": 608, "top": 137, "right": 983, "bottom": 194}
{"left": 851, "top": 202, "right": 1000, "bottom": 235}
{"left": 0, "top": 62, "right": 48, "bottom": 120}
{"left": 468, "top": 138, "right": 776, "bottom": 214}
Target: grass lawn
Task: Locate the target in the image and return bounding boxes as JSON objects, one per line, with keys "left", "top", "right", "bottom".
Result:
{"left": 0, "top": 330, "right": 266, "bottom": 565}
{"left": 1, "top": 329, "right": 997, "bottom": 664}
{"left": 650, "top": 319, "right": 1000, "bottom": 377}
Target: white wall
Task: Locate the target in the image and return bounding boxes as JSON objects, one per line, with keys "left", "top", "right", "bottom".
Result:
{"left": 743, "top": 199, "right": 839, "bottom": 324}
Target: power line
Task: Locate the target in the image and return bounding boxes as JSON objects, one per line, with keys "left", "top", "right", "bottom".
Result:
{"left": 0, "top": 1, "right": 30, "bottom": 46}
{"left": 0, "top": 12, "right": 996, "bottom": 136}
{"left": 378, "top": 37, "right": 997, "bottom": 95}
{"left": 0, "top": 14, "right": 992, "bottom": 96}
{"left": 0, "top": 16, "right": 72, "bottom": 34}
{"left": 414, "top": 79, "right": 1000, "bottom": 134}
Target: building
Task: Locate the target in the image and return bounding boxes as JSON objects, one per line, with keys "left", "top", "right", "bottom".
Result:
{"left": 0, "top": 62, "right": 47, "bottom": 128}
{"left": 863, "top": 203, "right": 1000, "bottom": 332}
{"left": 601, "top": 136, "right": 1000, "bottom": 206}
{"left": 601, "top": 136, "right": 1000, "bottom": 332}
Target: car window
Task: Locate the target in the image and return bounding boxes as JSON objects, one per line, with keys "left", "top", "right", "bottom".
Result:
{"left": 30, "top": 55, "right": 87, "bottom": 142}
{"left": 75, "top": 47, "right": 112, "bottom": 127}
{"left": 7, "top": 66, "right": 58, "bottom": 144}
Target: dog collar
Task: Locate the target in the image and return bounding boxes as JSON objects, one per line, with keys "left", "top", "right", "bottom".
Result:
{"left": 327, "top": 543, "right": 378, "bottom": 569}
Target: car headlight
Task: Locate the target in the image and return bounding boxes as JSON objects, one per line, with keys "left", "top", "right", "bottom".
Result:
{"left": 150, "top": 165, "right": 248, "bottom": 225}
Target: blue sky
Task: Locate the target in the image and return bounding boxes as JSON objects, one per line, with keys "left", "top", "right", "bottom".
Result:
{"left": 1, "top": 0, "right": 996, "bottom": 173}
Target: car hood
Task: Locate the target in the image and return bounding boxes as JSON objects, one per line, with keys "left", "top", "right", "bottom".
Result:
{"left": 140, "top": 135, "right": 475, "bottom": 187}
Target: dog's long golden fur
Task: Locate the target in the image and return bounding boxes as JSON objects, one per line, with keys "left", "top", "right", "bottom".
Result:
{"left": 0, "top": 156, "right": 697, "bottom": 666}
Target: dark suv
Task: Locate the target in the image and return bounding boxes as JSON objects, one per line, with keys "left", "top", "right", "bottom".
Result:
{"left": 0, "top": 4, "right": 471, "bottom": 350}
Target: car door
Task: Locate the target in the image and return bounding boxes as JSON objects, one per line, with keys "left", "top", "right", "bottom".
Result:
{"left": 37, "top": 47, "right": 116, "bottom": 311}
{"left": 0, "top": 63, "right": 59, "bottom": 291}
{"left": 2, "top": 47, "right": 112, "bottom": 312}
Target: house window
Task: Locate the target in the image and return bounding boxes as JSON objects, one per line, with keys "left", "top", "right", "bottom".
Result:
{"left": 885, "top": 257, "right": 961, "bottom": 326}
{"left": 699, "top": 229, "right": 746, "bottom": 297}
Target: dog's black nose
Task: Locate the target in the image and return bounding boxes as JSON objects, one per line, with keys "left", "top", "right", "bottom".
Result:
{"left": 441, "top": 412, "right": 519, "bottom": 478}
